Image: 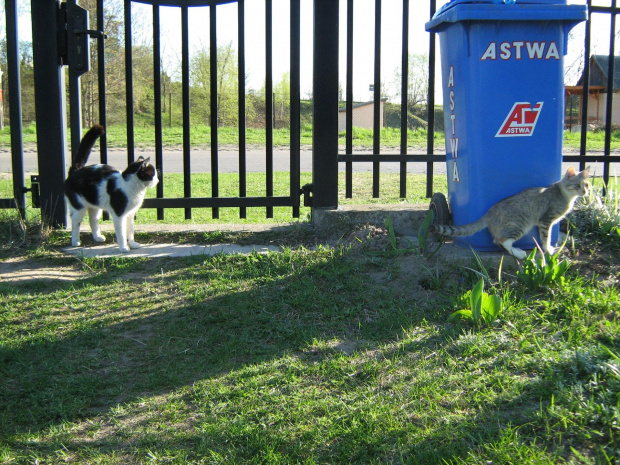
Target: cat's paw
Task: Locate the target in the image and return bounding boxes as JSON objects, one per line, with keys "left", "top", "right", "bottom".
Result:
{"left": 544, "top": 246, "right": 556, "bottom": 256}
{"left": 128, "top": 241, "right": 141, "bottom": 249}
{"left": 118, "top": 244, "right": 131, "bottom": 253}
{"left": 93, "top": 234, "right": 106, "bottom": 243}
{"left": 71, "top": 239, "right": 82, "bottom": 247}
{"left": 510, "top": 248, "right": 527, "bottom": 260}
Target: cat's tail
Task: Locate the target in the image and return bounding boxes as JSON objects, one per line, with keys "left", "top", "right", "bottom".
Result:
{"left": 70, "top": 124, "right": 105, "bottom": 172}
{"left": 429, "top": 217, "right": 488, "bottom": 237}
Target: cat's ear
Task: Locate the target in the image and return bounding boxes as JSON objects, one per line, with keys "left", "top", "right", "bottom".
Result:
{"left": 141, "top": 157, "right": 151, "bottom": 165}
{"left": 565, "top": 166, "right": 577, "bottom": 179}
{"left": 582, "top": 165, "right": 591, "bottom": 178}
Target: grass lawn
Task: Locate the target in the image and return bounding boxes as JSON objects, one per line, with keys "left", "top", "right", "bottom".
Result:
{"left": 0, "top": 172, "right": 448, "bottom": 225}
{"left": 0, "top": 178, "right": 619, "bottom": 463}
{"left": 135, "top": 172, "right": 446, "bottom": 224}
{"left": 2, "top": 124, "right": 619, "bottom": 151}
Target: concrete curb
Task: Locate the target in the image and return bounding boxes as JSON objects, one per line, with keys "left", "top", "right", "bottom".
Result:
{"left": 312, "top": 204, "right": 431, "bottom": 236}
{"left": 63, "top": 243, "right": 281, "bottom": 258}
{"left": 63, "top": 204, "right": 432, "bottom": 258}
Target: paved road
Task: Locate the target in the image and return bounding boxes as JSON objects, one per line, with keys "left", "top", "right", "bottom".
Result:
{"left": 1, "top": 148, "right": 448, "bottom": 175}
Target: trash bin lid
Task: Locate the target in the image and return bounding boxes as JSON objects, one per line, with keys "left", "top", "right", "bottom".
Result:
{"left": 426, "top": 0, "right": 587, "bottom": 32}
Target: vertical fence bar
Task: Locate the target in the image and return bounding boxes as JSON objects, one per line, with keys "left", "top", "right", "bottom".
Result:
{"left": 6, "top": 0, "right": 25, "bottom": 216}
{"left": 31, "top": 0, "right": 68, "bottom": 226}
{"left": 290, "top": 0, "right": 301, "bottom": 218}
{"left": 400, "top": 0, "right": 409, "bottom": 199}
{"left": 579, "top": 0, "right": 592, "bottom": 171}
{"left": 153, "top": 5, "right": 164, "bottom": 220}
{"left": 265, "top": 0, "right": 274, "bottom": 218}
{"left": 372, "top": 0, "right": 381, "bottom": 198}
{"left": 210, "top": 5, "right": 220, "bottom": 219}
{"left": 603, "top": 0, "right": 616, "bottom": 187}
{"left": 238, "top": 0, "right": 247, "bottom": 219}
{"left": 67, "top": 0, "right": 83, "bottom": 163}
{"left": 125, "top": 0, "right": 135, "bottom": 164}
{"left": 312, "top": 0, "right": 339, "bottom": 209}
{"left": 426, "top": 0, "right": 437, "bottom": 198}
{"left": 181, "top": 6, "right": 192, "bottom": 219}
{"left": 345, "top": 0, "right": 354, "bottom": 199}
{"left": 97, "top": 0, "right": 108, "bottom": 165}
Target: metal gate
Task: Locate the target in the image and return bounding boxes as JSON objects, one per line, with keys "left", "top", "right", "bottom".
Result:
{"left": 1, "top": 0, "right": 27, "bottom": 218}
{"left": 5, "top": 0, "right": 306, "bottom": 226}
{"left": 2, "top": 0, "right": 620, "bottom": 227}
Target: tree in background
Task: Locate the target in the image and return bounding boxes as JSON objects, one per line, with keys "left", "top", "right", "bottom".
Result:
{"left": 391, "top": 53, "right": 431, "bottom": 129}
{"left": 0, "top": 0, "right": 36, "bottom": 127}
{"left": 80, "top": 0, "right": 163, "bottom": 127}
{"left": 273, "top": 71, "right": 291, "bottom": 126}
{"left": 0, "top": 39, "right": 35, "bottom": 125}
{"left": 190, "top": 41, "right": 239, "bottom": 127}
{"left": 1, "top": 1, "right": 297, "bottom": 132}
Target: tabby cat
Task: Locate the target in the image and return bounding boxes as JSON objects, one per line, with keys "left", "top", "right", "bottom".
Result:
{"left": 64, "top": 125, "right": 159, "bottom": 252}
{"left": 429, "top": 166, "right": 590, "bottom": 259}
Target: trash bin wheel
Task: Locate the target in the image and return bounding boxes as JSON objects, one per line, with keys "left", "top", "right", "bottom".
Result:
{"left": 429, "top": 192, "right": 451, "bottom": 226}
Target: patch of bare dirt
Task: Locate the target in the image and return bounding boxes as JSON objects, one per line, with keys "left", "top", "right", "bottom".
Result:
{"left": 342, "top": 225, "right": 514, "bottom": 303}
{"left": 569, "top": 243, "right": 620, "bottom": 287}
{"left": 0, "top": 256, "right": 88, "bottom": 284}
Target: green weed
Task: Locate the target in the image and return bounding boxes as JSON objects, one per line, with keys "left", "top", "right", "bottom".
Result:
{"left": 418, "top": 209, "right": 444, "bottom": 259}
{"left": 366, "top": 212, "right": 444, "bottom": 259}
{"left": 450, "top": 278, "right": 503, "bottom": 326}
{"left": 570, "top": 176, "right": 620, "bottom": 246}
{"left": 516, "top": 248, "right": 570, "bottom": 290}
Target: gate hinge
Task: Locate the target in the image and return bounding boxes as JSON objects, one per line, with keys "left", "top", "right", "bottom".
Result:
{"left": 301, "top": 183, "right": 313, "bottom": 207}
{"left": 23, "top": 175, "right": 41, "bottom": 208}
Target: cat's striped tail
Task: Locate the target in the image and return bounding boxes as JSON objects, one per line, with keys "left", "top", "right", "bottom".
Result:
{"left": 70, "top": 125, "right": 105, "bottom": 172}
{"left": 429, "top": 217, "right": 487, "bottom": 237}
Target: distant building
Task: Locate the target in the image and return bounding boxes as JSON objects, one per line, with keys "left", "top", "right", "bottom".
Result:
{"left": 566, "top": 55, "right": 620, "bottom": 129}
{"left": 337, "top": 100, "right": 385, "bottom": 132}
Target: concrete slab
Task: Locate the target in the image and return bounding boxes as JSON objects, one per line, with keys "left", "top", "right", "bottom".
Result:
{"left": 312, "top": 204, "right": 431, "bottom": 236}
{"left": 63, "top": 242, "right": 280, "bottom": 258}
{"left": 76, "top": 222, "right": 294, "bottom": 235}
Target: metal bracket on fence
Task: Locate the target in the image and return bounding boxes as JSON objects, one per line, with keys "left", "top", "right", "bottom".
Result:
{"left": 59, "top": 3, "right": 106, "bottom": 76}
{"left": 301, "top": 183, "right": 314, "bottom": 207}
{"left": 23, "top": 175, "right": 41, "bottom": 208}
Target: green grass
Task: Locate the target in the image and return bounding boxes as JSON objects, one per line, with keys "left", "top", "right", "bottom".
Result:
{"left": 3, "top": 123, "right": 620, "bottom": 151}
{"left": 0, "top": 234, "right": 619, "bottom": 463}
{"left": 0, "top": 124, "right": 433, "bottom": 150}
{"left": 0, "top": 172, "right": 448, "bottom": 225}
{"left": 0, "top": 151, "right": 618, "bottom": 463}
{"left": 564, "top": 128, "right": 620, "bottom": 151}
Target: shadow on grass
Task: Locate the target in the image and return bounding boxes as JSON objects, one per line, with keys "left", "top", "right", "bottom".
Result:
{"left": 0, "top": 247, "right": 552, "bottom": 463}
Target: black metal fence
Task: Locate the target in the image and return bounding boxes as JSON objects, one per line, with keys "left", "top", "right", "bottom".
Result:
{"left": 1, "top": 0, "right": 619, "bottom": 227}
{"left": 336, "top": 0, "right": 442, "bottom": 202}
{"left": 77, "top": 0, "right": 303, "bottom": 222}
{"left": 568, "top": 0, "right": 620, "bottom": 184}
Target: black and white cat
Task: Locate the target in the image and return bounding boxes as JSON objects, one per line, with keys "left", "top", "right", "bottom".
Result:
{"left": 64, "top": 125, "right": 159, "bottom": 252}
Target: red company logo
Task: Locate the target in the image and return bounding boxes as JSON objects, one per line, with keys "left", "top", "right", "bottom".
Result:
{"left": 496, "top": 102, "right": 543, "bottom": 137}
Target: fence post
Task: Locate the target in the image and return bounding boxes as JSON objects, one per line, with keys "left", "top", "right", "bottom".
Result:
{"left": 312, "top": 0, "right": 339, "bottom": 210}
{"left": 6, "top": 0, "right": 25, "bottom": 217}
{"left": 31, "top": 0, "right": 69, "bottom": 227}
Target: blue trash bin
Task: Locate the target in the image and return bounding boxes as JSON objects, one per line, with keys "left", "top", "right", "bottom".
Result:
{"left": 426, "top": 0, "right": 587, "bottom": 251}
